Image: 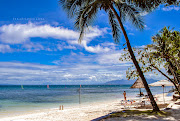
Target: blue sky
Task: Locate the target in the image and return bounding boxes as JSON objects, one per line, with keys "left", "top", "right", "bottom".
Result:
{"left": 0, "top": 0, "right": 179, "bottom": 85}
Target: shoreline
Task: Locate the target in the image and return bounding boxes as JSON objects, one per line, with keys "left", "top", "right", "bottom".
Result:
{"left": 0, "top": 96, "right": 123, "bottom": 118}
{"left": 0, "top": 93, "right": 176, "bottom": 121}
{"left": 0, "top": 98, "right": 124, "bottom": 121}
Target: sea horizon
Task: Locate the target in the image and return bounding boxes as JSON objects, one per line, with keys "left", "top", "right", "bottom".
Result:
{"left": 0, "top": 84, "right": 172, "bottom": 117}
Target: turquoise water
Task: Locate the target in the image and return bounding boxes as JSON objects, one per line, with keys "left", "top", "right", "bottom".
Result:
{"left": 0, "top": 85, "right": 172, "bottom": 116}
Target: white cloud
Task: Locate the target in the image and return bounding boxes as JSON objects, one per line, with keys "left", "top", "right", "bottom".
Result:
{"left": 0, "top": 46, "right": 166, "bottom": 84}
{"left": 0, "top": 61, "right": 128, "bottom": 84}
{"left": 64, "top": 45, "right": 77, "bottom": 50}
{"left": 57, "top": 43, "right": 77, "bottom": 50}
{"left": 82, "top": 42, "right": 111, "bottom": 53}
{"left": 162, "top": 6, "right": 180, "bottom": 11}
{"left": 0, "top": 23, "right": 79, "bottom": 44}
{"left": 0, "top": 44, "right": 12, "bottom": 53}
{"left": 97, "top": 53, "right": 121, "bottom": 64}
{"left": 128, "top": 33, "right": 135, "bottom": 36}
{"left": 0, "top": 23, "right": 110, "bottom": 53}
{"left": 0, "top": 47, "right": 133, "bottom": 84}
{"left": 96, "top": 49, "right": 132, "bottom": 65}
{"left": 22, "top": 42, "right": 44, "bottom": 52}
{"left": 139, "top": 11, "right": 148, "bottom": 16}
{"left": 83, "top": 26, "right": 107, "bottom": 40}
{"left": 0, "top": 62, "right": 58, "bottom": 69}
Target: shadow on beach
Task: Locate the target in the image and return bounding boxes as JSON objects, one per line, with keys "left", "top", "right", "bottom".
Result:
{"left": 91, "top": 103, "right": 180, "bottom": 121}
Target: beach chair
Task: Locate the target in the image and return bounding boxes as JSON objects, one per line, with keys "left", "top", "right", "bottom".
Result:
{"left": 120, "top": 99, "right": 140, "bottom": 109}
{"left": 131, "top": 100, "right": 146, "bottom": 108}
{"left": 120, "top": 100, "right": 133, "bottom": 109}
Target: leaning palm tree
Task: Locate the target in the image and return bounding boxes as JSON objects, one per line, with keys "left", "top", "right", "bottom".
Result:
{"left": 151, "top": 27, "right": 180, "bottom": 89}
{"left": 59, "top": 0, "right": 160, "bottom": 111}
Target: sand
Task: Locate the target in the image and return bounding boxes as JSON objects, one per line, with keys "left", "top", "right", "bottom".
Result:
{"left": 0, "top": 99, "right": 123, "bottom": 121}
{"left": 1, "top": 93, "right": 180, "bottom": 121}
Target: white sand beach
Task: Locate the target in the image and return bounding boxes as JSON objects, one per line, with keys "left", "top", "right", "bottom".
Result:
{"left": 0, "top": 99, "right": 122, "bottom": 121}
{"left": 1, "top": 93, "right": 180, "bottom": 121}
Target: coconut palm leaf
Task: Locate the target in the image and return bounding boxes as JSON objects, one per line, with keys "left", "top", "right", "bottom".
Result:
{"left": 73, "top": 1, "right": 100, "bottom": 43}
{"left": 121, "top": 0, "right": 162, "bottom": 12}
{"left": 108, "top": 9, "right": 121, "bottom": 44}
{"left": 115, "top": 2, "right": 144, "bottom": 30}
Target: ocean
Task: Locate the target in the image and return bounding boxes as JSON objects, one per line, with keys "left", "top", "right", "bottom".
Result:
{"left": 0, "top": 85, "right": 172, "bottom": 117}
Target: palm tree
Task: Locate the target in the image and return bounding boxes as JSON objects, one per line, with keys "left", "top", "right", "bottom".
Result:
{"left": 151, "top": 27, "right": 180, "bottom": 91}
{"left": 59, "top": 0, "right": 160, "bottom": 111}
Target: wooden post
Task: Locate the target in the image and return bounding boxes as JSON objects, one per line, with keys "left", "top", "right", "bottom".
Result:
{"left": 163, "top": 85, "right": 165, "bottom": 104}
{"left": 59, "top": 105, "right": 64, "bottom": 110}
{"left": 79, "top": 85, "right": 81, "bottom": 104}
{"left": 139, "top": 88, "right": 142, "bottom": 97}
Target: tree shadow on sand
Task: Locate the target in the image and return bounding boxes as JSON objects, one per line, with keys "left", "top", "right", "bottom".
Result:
{"left": 91, "top": 109, "right": 180, "bottom": 121}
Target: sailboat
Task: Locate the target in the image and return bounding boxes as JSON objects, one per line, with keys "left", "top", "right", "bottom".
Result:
{"left": 21, "top": 85, "right": 24, "bottom": 89}
{"left": 47, "top": 85, "right": 49, "bottom": 89}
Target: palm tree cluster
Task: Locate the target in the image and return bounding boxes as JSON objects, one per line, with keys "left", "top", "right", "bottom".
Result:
{"left": 151, "top": 27, "right": 180, "bottom": 92}
{"left": 120, "top": 27, "right": 180, "bottom": 95}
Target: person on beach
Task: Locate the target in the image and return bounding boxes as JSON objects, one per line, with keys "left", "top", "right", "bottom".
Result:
{"left": 140, "top": 92, "right": 144, "bottom": 96}
{"left": 123, "top": 91, "right": 126, "bottom": 100}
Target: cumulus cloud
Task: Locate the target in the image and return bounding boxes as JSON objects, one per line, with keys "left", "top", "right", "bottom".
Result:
{"left": 82, "top": 41, "right": 111, "bottom": 53}
{"left": 162, "top": 6, "right": 180, "bottom": 11}
{"left": 0, "top": 23, "right": 79, "bottom": 44}
{"left": 0, "top": 48, "right": 133, "bottom": 84}
{"left": 0, "top": 22, "right": 110, "bottom": 53}
{"left": 22, "top": 42, "right": 45, "bottom": 52}
{"left": 0, "top": 46, "right": 166, "bottom": 85}
{"left": 57, "top": 43, "right": 77, "bottom": 51}
{"left": 0, "top": 61, "right": 128, "bottom": 85}
{"left": 0, "top": 44, "right": 12, "bottom": 53}
{"left": 0, "top": 62, "right": 58, "bottom": 69}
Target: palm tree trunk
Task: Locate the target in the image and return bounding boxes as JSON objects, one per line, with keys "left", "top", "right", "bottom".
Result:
{"left": 171, "top": 55, "right": 180, "bottom": 70}
{"left": 110, "top": 5, "right": 160, "bottom": 111}
{"left": 166, "top": 58, "right": 180, "bottom": 84}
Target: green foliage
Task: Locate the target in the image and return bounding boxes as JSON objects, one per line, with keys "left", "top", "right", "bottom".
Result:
{"left": 151, "top": 27, "right": 180, "bottom": 80}
{"left": 107, "top": 110, "right": 171, "bottom": 118}
{"left": 59, "top": 0, "right": 180, "bottom": 44}
{"left": 120, "top": 46, "right": 158, "bottom": 80}
{"left": 59, "top": 0, "right": 166, "bottom": 44}
{"left": 120, "top": 27, "right": 180, "bottom": 82}
{"left": 164, "top": 0, "right": 180, "bottom": 6}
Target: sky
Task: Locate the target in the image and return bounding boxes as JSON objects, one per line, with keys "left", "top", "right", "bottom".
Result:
{"left": 0, "top": 0, "right": 179, "bottom": 85}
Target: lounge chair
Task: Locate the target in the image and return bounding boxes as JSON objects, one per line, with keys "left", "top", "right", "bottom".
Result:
{"left": 120, "top": 100, "right": 133, "bottom": 109}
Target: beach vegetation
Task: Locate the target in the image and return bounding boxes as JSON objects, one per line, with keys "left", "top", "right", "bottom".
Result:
{"left": 120, "top": 27, "right": 180, "bottom": 94}
{"left": 105, "top": 110, "right": 171, "bottom": 119}
{"left": 163, "top": 0, "right": 179, "bottom": 6}
{"left": 59, "top": 0, "right": 164, "bottom": 111}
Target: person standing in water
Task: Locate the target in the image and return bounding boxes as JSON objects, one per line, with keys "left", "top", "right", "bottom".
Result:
{"left": 123, "top": 91, "right": 126, "bottom": 100}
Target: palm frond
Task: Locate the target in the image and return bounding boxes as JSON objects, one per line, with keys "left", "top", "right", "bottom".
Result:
{"left": 73, "top": 1, "right": 100, "bottom": 43}
{"left": 115, "top": 2, "right": 144, "bottom": 30}
{"left": 59, "top": 0, "right": 92, "bottom": 18}
{"left": 108, "top": 9, "right": 121, "bottom": 44}
{"left": 163, "top": 0, "right": 180, "bottom": 6}
{"left": 121, "top": 0, "right": 162, "bottom": 12}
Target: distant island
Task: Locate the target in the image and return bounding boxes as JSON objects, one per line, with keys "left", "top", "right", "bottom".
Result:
{"left": 104, "top": 79, "right": 134, "bottom": 85}
{"left": 104, "top": 79, "right": 158, "bottom": 85}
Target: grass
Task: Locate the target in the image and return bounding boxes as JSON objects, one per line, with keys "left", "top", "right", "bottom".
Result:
{"left": 106, "top": 110, "right": 171, "bottom": 118}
